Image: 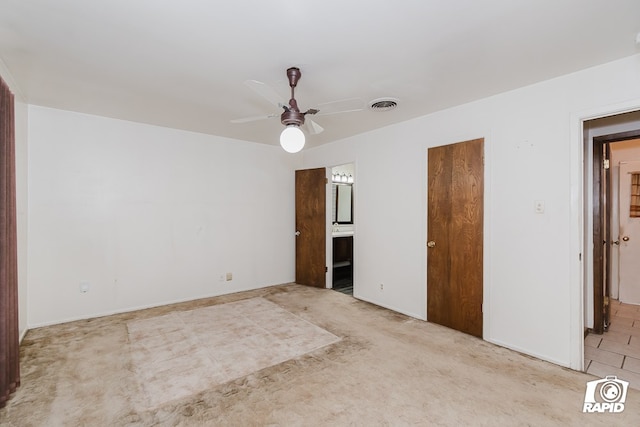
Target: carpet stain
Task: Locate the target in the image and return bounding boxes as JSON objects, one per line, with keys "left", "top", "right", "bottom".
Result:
{"left": 126, "top": 297, "right": 340, "bottom": 410}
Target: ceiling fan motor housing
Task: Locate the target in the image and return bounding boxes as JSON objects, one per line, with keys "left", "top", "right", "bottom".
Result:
{"left": 281, "top": 109, "right": 305, "bottom": 127}
{"left": 287, "top": 67, "right": 301, "bottom": 87}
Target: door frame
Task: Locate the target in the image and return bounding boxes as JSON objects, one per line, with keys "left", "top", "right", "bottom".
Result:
{"left": 324, "top": 162, "right": 357, "bottom": 290}
{"left": 592, "top": 131, "right": 640, "bottom": 335}
{"left": 570, "top": 99, "right": 640, "bottom": 370}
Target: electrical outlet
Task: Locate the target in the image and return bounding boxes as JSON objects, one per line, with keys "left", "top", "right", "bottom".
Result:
{"left": 226, "top": 272, "right": 233, "bottom": 281}
{"left": 380, "top": 283, "right": 384, "bottom": 291}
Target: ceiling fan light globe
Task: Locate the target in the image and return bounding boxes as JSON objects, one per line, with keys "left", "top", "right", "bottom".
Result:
{"left": 280, "top": 126, "right": 305, "bottom": 153}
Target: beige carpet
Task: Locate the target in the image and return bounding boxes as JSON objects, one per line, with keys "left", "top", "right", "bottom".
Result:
{"left": 127, "top": 297, "right": 340, "bottom": 409}
{"left": 2, "top": 284, "right": 640, "bottom": 426}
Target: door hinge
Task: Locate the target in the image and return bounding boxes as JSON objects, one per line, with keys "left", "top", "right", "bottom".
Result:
{"left": 603, "top": 159, "right": 610, "bottom": 169}
{"left": 325, "top": 178, "right": 329, "bottom": 184}
{"left": 325, "top": 266, "right": 328, "bottom": 273}
{"left": 604, "top": 296, "right": 609, "bottom": 307}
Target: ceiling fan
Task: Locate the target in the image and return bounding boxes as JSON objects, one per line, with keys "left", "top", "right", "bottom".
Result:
{"left": 231, "top": 67, "right": 364, "bottom": 153}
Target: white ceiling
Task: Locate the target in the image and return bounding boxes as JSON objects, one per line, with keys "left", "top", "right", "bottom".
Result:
{"left": 1, "top": 1, "right": 639, "bottom": 149}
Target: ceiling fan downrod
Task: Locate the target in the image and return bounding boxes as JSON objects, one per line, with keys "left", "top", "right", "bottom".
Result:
{"left": 281, "top": 67, "right": 305, "bottom": 127}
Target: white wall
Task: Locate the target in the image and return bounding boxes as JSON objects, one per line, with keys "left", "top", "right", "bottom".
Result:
{"left": 0, "top": 61, "right": 29, "bottom": 341}
{"left": 27, "top": 106, "right": 300, "bottom": 327}
{"left": 302, "top": 54, "right": 640, "bottom": 368}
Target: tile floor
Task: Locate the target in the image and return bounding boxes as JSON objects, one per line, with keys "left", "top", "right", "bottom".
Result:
{"left": 585, "top": 299, "right": 640, "bottom": 390}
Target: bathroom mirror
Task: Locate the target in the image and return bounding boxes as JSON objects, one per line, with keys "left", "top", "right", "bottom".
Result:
{"left": 336, "top": 184, "right": 353, "bottom": 224}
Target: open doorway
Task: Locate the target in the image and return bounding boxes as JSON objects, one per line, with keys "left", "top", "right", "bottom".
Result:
{"left": 584, "top": 110, "right": 640, "bottom": 380}
{"left": 330, "top": 163, "right": 354, "bottom": 296}
{"left": 585, "top": 112, "right": 640, "bottom": 333}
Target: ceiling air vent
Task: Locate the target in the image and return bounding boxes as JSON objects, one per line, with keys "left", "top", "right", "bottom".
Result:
{"left": 368, "top": 97, "right": 399, "bottom": 112}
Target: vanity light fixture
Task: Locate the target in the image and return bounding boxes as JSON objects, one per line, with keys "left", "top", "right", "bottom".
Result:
{"left": 332, "top": 173, "right": 354, "bottom": 184}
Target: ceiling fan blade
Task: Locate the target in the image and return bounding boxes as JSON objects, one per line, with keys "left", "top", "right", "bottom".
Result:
{"left": 314, "top": 98, "right": 364, "bottom": 116}
{"left": 304, "top": 118, "right": 324, "bottom": 135}
{"left": 244, "top": 79, "right": 286, "bottom": 108}
{"left": 230, "top": 113, "right": 279, "bottom": 124}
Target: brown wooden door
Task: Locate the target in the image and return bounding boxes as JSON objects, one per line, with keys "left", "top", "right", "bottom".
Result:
{"left": 427, "top": 138, "right": 484, "bottom": 338}
{"left": 603, "top": 142, "right": 611, "bottom": 329}
{"left": 593, "top": 138, "right": 613, "bottom": 333}
{"left": 295, "top": 168, "right": 326, "bottom": 287}
{"left": 593, "top": 139, "right": 614, "bottom": 333}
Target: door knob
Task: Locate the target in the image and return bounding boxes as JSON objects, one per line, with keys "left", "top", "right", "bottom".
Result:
{"left": 427, "top": 240, "right": 436, "bottom": 248}
{"left": 295, "top": 231, "right": 301, "bottom": 236}
{"left": 622, "top": 236, "right": 630, "bottom": 242}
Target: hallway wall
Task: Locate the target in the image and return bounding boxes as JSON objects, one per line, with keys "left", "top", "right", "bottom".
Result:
{"left": 610, "top": 139, "right": 640, "bottom": 300}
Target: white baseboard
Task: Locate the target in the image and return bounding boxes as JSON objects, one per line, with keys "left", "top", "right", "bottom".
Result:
{"left": 354, "top": 293, "right": 426, "bottom": 321}
{"left": 485, "top": 337, "right": 571, "bottom": 369}
{"left": 27, "top": 282, "right": 292, "bottom": 329}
